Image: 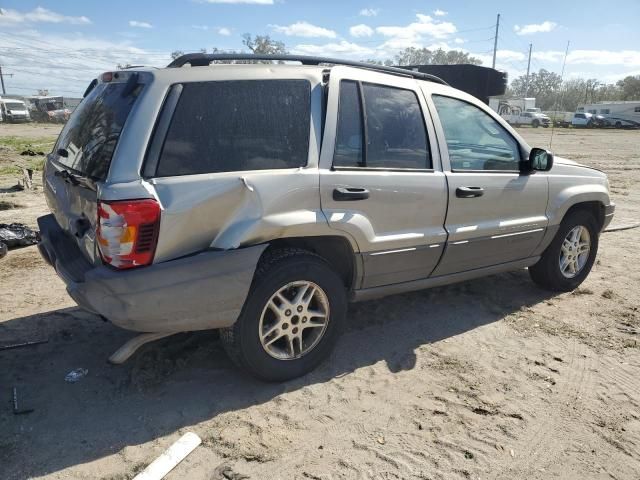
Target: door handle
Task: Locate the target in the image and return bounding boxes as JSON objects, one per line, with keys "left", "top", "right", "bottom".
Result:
{"left": 456, "top": 186, "right": 484, "bottom": 198}
{"left": 333, "top": 187, "right": 370, "bottom": 201}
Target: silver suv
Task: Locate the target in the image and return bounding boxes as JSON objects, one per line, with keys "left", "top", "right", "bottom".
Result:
{"left": 38, "top": 54, "right": 615, "bottom": 381}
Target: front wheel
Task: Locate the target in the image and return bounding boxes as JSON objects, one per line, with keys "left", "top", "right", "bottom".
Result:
{"left": 529, "top": 210, "right": 599, "bottom": 292}
{"left": 221, "top": 249, "right": 347, "bottom": 382}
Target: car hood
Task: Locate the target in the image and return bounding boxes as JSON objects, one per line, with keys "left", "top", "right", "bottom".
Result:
{"left": 553, "top": 155, "right": 606, "bottom": 175}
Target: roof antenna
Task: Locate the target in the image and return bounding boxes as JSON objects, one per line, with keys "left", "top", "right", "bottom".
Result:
{"left": 549, "top": 40, "right": 570, "bottom": 150}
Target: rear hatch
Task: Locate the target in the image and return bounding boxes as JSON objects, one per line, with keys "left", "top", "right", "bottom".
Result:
{"left": 43, "top": 72, "right": 145, "bottom": 264}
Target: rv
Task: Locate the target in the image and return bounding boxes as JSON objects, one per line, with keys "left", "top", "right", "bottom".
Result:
{"left": 577, "top": 101, "right": 640, "bottom": 128}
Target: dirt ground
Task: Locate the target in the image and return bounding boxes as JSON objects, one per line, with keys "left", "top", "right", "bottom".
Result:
{"left": 1, "top": 123, "right": 639, "bottom": 480}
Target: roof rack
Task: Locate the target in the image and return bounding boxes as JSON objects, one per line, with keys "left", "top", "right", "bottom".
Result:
{"left": 166, "top": 53, "right": 448, "bottom": 85}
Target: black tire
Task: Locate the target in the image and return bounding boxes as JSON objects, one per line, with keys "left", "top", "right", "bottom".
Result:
{"left": 532, "top": 120, "right": 540, "bottom": 128}
{"left": 221, "top": 248, "right": 347, "bottom": 382}
{"left": 529, "top": 210, "right": 599, "bottom": 292}
{"left": 615, "top": 121, "right": 622, "bottom": 128}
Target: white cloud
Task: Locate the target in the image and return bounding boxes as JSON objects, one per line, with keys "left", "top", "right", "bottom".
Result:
{"left": 0, "top": 30, "right": 171, "bottom": 97}
{"left": 271, "top": 21, "right": 337, "bottom": 38}
{"left": 217, "top": 27, "right": 232, "bottom": 36}
{"left": 454, "top": 37, "right": 464, "bottom": 45}
{"left": 350, "top": 24, "right": 374, "bottom": 38}
{"left": 359, "top": 8, "right": 380, "bottom": 17}
{"left": 200, "top": 0, "right": 274, "bottom": 4}
{"left": 433, "top": 9, "right": 447, "bottom": 16}
{"left": 0, "top": 7, "right": 91, "bottom": 25}
{"left": 292, "top": 40, "right": 374, "bottom": 58}
{"left": 129, "top": 20, "right": 152, "bottom": 29}
{"left": 532, "top": 50, "right": 564, "bottom": 62}
{"left": 567, "top": 49, "right": 640, "bottom": 66}
{"left": 376, "top": 14, "right": 457, "bottom": 49}
{"left": 514, "top": 21, "right": 557, "bottom": 35}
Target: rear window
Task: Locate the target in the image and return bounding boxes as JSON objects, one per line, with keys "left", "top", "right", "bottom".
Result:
{"left": 155, "top": 80, "right": 311, "bottom": 177}
{"left": 55, "top": 81, "right": 142, "bottom": 180}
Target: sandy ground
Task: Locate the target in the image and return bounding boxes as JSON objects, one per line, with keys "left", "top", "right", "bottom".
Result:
{"left": 1, "top": 124, "right": 639, "bottom": 480}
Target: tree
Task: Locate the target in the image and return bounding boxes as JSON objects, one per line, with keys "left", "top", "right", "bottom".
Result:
{"left": 617, "top": 75, "right": 640, "bottom": 100}
{"left": 242, "top": 34, "right": 287, "bottom": 55}
{"left": 170, "top": 50, "right": 184, "bottom": 60}
{"left": 510, "top": 69, "right": 562, "bottom": 109}
{"left": 394, "top": 47, "right": 482, "bottom": 66}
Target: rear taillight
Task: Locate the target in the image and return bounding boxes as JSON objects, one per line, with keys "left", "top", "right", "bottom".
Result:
{"left": 97, "top": 199, "right": 160, "bottom": 269}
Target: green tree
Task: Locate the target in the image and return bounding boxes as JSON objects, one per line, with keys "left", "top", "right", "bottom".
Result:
{"left": 242, "top": 34, "right": 288, "bottom": 55}
{"left": 394, "top": 47, "right": 482, "bottom": 66}
{"left": 510, "top": 69, "right": 563, "bottom": 109}
{"left": 617, "top": 75, "right": 640, "bottom": 100}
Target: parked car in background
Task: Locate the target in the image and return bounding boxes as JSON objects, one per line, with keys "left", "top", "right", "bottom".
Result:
{"left": 0, "top": 99, "right": 31, "bottom": 123}
{"left": 26, "top": 96, "right": 71, "bottom": 123}
{"left": 38, "top": 55, "right": 615, "bottom": 381}
{"left": 572, "top": 112, "right": 595, "bottom": 127}
{"left": 546, "top": 111, "right": 573, "bottom": 128}
{"left": 578, "top": 101, "right": 640, "bottom": 128}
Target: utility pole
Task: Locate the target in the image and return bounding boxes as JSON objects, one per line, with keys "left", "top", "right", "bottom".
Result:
{"left": 492, "top": 13, "right": 500, "bottom": 69}
{"left": 524, "top": 43, "right": 532, "bottom": 96}
{"left": 0, "top": 65, "right": 6, "bottom": 95}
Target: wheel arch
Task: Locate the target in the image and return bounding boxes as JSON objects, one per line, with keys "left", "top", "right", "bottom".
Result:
{"left": 260, "top": 236, "right": 360, "bottom": 291}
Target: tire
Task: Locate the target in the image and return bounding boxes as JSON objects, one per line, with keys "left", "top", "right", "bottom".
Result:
{"left": 529, "top": 210, "right": 599, "bottom": 292}
{"left": 221, "top": 248, "right": 347, "bottom": 382}
{"left": 615, "top": 121, "right": 622, "bottom": 128}
{"left": 532, "top": 120, "right": 540, "bottom": 128}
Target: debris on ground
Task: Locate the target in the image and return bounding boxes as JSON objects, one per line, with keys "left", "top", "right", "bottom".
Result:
{"left": 64, "top": 368, "right": 88, "bottom": 383}
{"left": 132, "top": 432, "right": 201, "bottom": 480}
{"left": 0, "top": 338, "right": 48, "bottom": 351}
{"left": 0, "top": 223, "right": 40, "bottom": 249}
{"left": 20, "top": 149, "right": 46, "bottom": 156}
{"left": 0, "top": 241, "right": 6, "bottom": 259}
{"left": 12, "top": 387, "right": 34, "bottom": 415}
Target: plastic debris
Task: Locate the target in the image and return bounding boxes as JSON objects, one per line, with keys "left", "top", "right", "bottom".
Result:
{"left": 65, "top": 368, "right": 88, "bottom": 383}
{"left": 0, "top": 242, "right": 6, "bottom": 259}
{"left": 133, "top": 432, "right": 202, "bottom": 480}
{"left": 0, "top": 223, "right": 40, "bottom": 249}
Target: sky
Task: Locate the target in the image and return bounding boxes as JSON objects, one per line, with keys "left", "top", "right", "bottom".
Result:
{"left": 1, "top": 0, "right": 639, "bottom": 97}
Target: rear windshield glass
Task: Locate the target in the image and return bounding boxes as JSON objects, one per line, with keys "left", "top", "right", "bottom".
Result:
{"left": 54, "top": 81, "right": 142, "bottom": 180}
{"left": 155, "top": 79, "right": 310, "bottom": 177}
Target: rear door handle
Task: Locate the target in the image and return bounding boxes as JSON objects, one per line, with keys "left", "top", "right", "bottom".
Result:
{"left": 456, "top": 186, "right": 484, "bottom": 198}
{"left": 333, "top": 187, "right": 370, "bottom": 201}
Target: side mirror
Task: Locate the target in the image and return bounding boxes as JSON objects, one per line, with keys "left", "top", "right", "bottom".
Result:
{"left": 526, "top": 148, "right": 554, "bottom": 172}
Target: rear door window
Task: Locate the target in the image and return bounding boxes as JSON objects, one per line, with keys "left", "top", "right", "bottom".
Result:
{"left": 55, "top": 81, "right": 143, "bottom": 180}
{"left": 333, "top": 80, "right": 431, "bottom": 169}
{"left": 156, "top": 80, "right": 311, "bottom": 176}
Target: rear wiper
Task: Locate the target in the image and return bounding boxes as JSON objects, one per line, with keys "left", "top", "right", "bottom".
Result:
{"left": 54, "top": 168, "right": 80, "bottom": 186}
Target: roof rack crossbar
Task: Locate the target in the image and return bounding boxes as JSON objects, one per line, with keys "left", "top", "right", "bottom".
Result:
{"left": 166, "top": 53, "right": 448, "bottom": 85}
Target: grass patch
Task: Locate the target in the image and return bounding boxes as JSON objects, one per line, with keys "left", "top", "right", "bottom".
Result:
{"left": 0, "top": 157, "right": 46, "bottom": 175}
{"left": 0, "top": 136, "right": 56, "bottom": 152}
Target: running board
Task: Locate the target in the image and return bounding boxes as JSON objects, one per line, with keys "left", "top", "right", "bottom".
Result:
{"left": 351, "top": 257, "right": 539, "bottom": 302}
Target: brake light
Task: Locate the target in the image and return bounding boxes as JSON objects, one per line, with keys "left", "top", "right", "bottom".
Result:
{"left": 102, "top": 72, "right": 113, "bottom": 82}
{"left": 97, "top": 199, "right": 161, "bottom": 269}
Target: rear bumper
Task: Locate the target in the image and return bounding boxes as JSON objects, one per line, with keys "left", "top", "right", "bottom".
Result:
{"left": 603, "top": 203, "right": 615, "bottom": 230}
{"left": 37, "top": 214, "right": 266, "bottom": 333}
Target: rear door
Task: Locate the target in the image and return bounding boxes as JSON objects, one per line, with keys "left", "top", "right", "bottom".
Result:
{"left": 319, "top": 68, "right": 448, "bottom": 289}
{"left": 43, "top": 73, "right": 145, "bottom": 262}
{"left": 426, "top": 93, "right": 549, "bottom": 276}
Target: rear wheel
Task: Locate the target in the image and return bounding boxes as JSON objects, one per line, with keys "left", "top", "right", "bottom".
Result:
{"left": 615, "top": 121, "right": 622, "bottom": 128}
{"left": 221, "top": 249, "right": 347, "bottom": 382}
{"left": 529, "top": 210, "right": 599, "bottom": 292}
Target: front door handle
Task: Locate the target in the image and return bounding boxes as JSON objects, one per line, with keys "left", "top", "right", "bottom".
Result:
{"left": 333, "top": 187, "right": 370, "bottom": 201}
{"left": 456, "top": 186, "right": 484, "bottom": 198}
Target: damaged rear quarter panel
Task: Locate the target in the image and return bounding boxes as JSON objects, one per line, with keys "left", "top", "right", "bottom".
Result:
{"left": 150, "top": 168, "right": 346, "bottom": 262}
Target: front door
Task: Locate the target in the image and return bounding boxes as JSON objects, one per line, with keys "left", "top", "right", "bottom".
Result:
{"left": 426, "top": 93, "right": 549, "bottom": 276}
{"left": 319, "top": 67, "right": 448, "bottom": 289}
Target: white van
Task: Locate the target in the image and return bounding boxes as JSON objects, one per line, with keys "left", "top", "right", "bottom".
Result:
{"left": 0, "top": 99, "right": 31, "bottom": 123}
